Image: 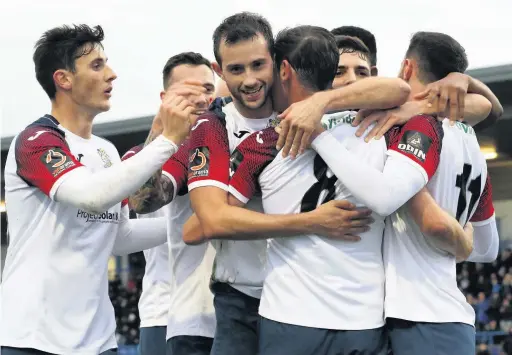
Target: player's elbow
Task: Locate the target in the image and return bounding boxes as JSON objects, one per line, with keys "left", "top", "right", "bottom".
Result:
{"left": 382, "top": 78, "right": 411, "bottom": 108}
{"left": 421, "top": 221, "right": 452, "bottom": 240}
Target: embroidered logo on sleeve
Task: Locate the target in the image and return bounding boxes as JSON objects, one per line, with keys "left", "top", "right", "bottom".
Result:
{"left": 188, "top": 146, "right": 210, "bottom": 179}
{"left": 397, "top": 130, "right": 432, "bottom": 162}
{"left": 40, "top": 148, "right": 76, "bottom": 177}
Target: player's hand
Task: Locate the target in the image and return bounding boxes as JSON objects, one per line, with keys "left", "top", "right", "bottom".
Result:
{"left": 276, "top": 93, "right": 328, "bottom": 158}
{"left": 308, "top": 200, "right": 374, "bottom": 242}
{"left": 456, "top": 222, "right": 474, "bottom": 263}
{"left": 414, "top": 72, "right": 469, "bottom": 124}
{"left": 352, "top": 101, "right": 425, "bottom": 142}
{"left": 159, "top": 81, "right": 207, "bottom": 145}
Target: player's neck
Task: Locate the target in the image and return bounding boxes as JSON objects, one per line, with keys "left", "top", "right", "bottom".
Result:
{"left": 406, "top": 77, "right": 426, "bottom": 101}
{"left": 233, "top": 97, "right": 273, "bottom": 119}
{"left": 288, "top": 85, "right": 313, "bottom": 106}
{"left": 51, "top": 97, "right": 95, "bottom": 139}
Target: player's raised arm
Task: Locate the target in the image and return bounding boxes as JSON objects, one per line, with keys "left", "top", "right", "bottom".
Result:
{"left": 275, "top": 76, "right": 411, "bottom": 157}
{"left": 312, "top": 115, "right": 443, "bottom": 217}
{"left": 352, "top": 93, "right": 492, "bottom": 142}
{"left": 50, "top": 92, "right": 192, "bottom": 214}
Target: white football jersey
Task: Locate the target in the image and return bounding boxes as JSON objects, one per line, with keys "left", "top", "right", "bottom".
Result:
{"left": 228, "top": 112, "right": 389, "bottom": 330}
{"left": 187, "top": 99, "right": 277, "bottom": 299}
{"left": 1, "top": 115, "right": 120, "bottom": 354}
{"left": 137, "top": 209, "right": 170, "bottom": 328}
{"left": 164, "top": 194, "right": 217, "bottom": 340}
{"left": 122, "top": 141, "right": 216, "bottom": 339}
{"left": 384, "top": 119, "right": 495, "bottom": 326}
{"left": 121, "top": 146, "right": 171, "bottom": 328}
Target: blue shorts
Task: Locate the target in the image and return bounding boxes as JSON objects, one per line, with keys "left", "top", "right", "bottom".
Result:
{"left": 166, "top": 335, "right": 213, "bottom": 355}
{"left": 210, "top": 282, "right": 260, "bottom": 355}
{"left": 138, "top": 326, "right": 166, "bottom": 355}
{"left": 259, "top": 316, "right": 389, "bottom": 355}
{"left": 387, "top": 318, "right": 475, "bottom": 355}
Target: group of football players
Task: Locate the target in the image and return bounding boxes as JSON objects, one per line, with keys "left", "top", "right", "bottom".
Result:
{"left": 0, "top": 10, "right": 504, "bottom": 355}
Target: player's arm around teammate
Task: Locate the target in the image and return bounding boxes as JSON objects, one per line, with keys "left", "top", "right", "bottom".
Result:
{"left": 352, "top": 72, "right": 501, "bottom": 142}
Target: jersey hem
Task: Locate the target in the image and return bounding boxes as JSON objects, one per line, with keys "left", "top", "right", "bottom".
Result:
{"left": 259, "top": 311, "right": 385, "bottom": 331}
{"left": 188, "top": 180, "right": 228, "bottom": 192}
{"left": 384, "top": 314, "right": 475, "bottom": 328}
{"left": 140, "top": 319, "right": 169, "bottom": 328}
{"left": 228, "top": 186, "right": 250, "bottom": 204}
{"left": 0, "top": 338, "right": 118, "bottom": 355}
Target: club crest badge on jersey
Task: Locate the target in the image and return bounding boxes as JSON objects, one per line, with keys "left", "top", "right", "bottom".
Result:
{"left": 97, "top": 148, "right": 113, "bottom": 168}
{"left": 40, "top": 148, "right": 76, "bottom": 177}
{"left": 267, "top": 117, "right": 281, "bottom": 128}
{"left": 397, "top": 130, "right": 432, "bottom": 162}
{"left": 189, "top": 146, "right": 210, "bottom": 179}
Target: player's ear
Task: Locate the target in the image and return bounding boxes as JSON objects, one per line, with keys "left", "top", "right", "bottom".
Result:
{"left": 212, "top": 62, "right": 223, "bottom": 80}
{"left": 402, "top": 59, "right": 413, "bottom": 81}
{"left": 280, "top": 59, "right": 292, "bottom": 81}
{"left": 54, "top": 69, "right": 72, "bottom": 92}
{"left": 159, "top": 90, "right": 166, "bottom": 101}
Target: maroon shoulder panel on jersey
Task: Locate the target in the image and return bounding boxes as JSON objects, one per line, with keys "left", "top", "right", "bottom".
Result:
{"left": 163, "top": 140, "right": 189, "bottom": 196}
{"left": 187, "top": 113, "right": 230, "bottom": 188}
{"left": 470, "top": 175, "right": 495, "bottom": 222}
{"left": 229, "top": 127, "right": 279, "bottom": 202}
{"left": 121, "top": 144, "right": 144, "bottom": 161}
{"left": 121, "top": 144, "right": 145, "bottom": 207}
{"left": 15, "top": 126, "right": 83, "bottom": 196}
{"left": 387, "top": 115, "right": 443, "bottom": 180}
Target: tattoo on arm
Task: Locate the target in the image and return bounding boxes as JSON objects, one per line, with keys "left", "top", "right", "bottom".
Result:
{"left": 129, "top": 174, "right": 174, "bottom": 214}
{"left": 128, "top": 128, "right": 173, "bottom": 214}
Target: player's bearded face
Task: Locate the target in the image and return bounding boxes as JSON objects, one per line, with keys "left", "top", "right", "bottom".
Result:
{"left": 218, "top": 35, "right": 274, "bottom": 111}
{"left": 69, "top": 44, "right": 117, "bottom": 114}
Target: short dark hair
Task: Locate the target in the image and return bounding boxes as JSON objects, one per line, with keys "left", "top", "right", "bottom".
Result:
{"left": 213, "top": 12, "right": 274, "bottom": 66}
{"left": 335, "top": 35, "right": 371, "bottom": 64}
{"left": 331, "top": 26, "right": 377, "bottom": 66}
{"left": 274, "top": 26, "right": 338, "bottom": 92}
{"left": 33, "top": 24, "right": 104, "bottom": 99}
{"left": 162, "top": 52, "right": 212, "bottom": 89}
{"left": 406, "top": 31, "right": 468, "bottom": 84}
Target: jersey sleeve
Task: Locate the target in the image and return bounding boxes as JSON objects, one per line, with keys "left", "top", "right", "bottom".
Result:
{"left": 187, "top": 113, "right": 230, "bottom": 191}
{"left": 121, "top": 144, "right": 143, "bottom": 161}
{"left": 386, "top": 115, "right": 443, "bottom": 181}
{"left": 470, "top": 174, "right": 495, "bottom": 224}
{"left": 163, "top": 140, "right": 189, "bottom": 196}
{"left": 120, "top": 144, "right": 144, "bottom": 207}
{"left": 15, "top": 126, "right": 84, "bottom": 197}
{"left": 228, "top": 128, "right": 279, "bottom": 204}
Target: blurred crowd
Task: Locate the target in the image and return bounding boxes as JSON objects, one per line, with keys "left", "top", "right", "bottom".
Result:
{"left": 110, "top": 250, "right": 512, "bottom": 353}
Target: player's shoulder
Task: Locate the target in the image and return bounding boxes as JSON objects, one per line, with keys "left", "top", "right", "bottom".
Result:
{"left": 239, "top": 126, "right": 278, "bottom": 150}
{"left": 14, "top": 114, "right": 67, "bottom": 152}
{"left": 199, "top": 96, "right": 233, "bottom": 128}
{"left": 17, "top": 114, "right": 64, "bottom": 140}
